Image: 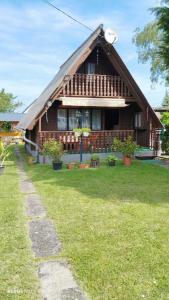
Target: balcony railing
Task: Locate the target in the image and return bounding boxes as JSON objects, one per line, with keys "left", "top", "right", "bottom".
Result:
{"left": 61, "top": 74, "right": 134, "bottom": 98}
{"left": 38, "top": 130, "right": 135, "bottom": 153}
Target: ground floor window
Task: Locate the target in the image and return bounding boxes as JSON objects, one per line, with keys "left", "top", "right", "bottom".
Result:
{"left": 57, "top": 108, "right": 101, "bottom": 130}
{"left": 57, "top": 109, "right": 67, "bottom": 130}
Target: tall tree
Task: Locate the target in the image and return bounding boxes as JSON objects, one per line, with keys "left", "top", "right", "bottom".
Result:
{"left": 133, "top": 0, "right": 169, "bottom": 84}
{"left": 0, "top": 89, "right": 22, "bottom": 112}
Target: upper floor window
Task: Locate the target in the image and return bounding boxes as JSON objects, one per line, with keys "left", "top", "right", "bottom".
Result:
{"left": 87, "top": 63, "right": 95, "bottom": 74}
{"left": 135, "top": 112, "right": 142, "bottom": 128}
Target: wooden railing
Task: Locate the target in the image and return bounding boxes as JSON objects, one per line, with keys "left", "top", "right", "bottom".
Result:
{"left": 61, "top": 74, "right": 133, "bottom": 98}
{"left": 38, "top": 130, "right": 135, "bottom": 153}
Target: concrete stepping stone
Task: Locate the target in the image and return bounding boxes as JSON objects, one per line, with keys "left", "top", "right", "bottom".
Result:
{"left": 29, "top": 219, "right": 61, "bottom": 257}
{"left": 38, "top": 261, "right": 87, "bottom": 300}
{"left": 26, "top": 194, "right": 46, "bottom": 218}
{"left": 20, "top": 179, "right": 36, "bottom": 193}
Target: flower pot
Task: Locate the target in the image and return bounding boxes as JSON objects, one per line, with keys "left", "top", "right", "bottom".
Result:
{"left": 90, "top": 159, "right": 100, "bottom": 168}
{"left": 0, "top": 165, "right": 5, "bottom": 175}
{"left": 79, "top": 163, "right": 90, "bottom": 169}
{"left": 66, "top": 163, "right": 75, "bottom": 170}
{"left": 53, "top": 161, "right": 63, "bottom": 170}
{"left": 108, "top": 160, "right": 116, "bottom": 167}
{"left": 123, "top": 156, "right": 132, "bottom": 166}
{"left": 83, "top": 132, "right": 90, "bottom": 137}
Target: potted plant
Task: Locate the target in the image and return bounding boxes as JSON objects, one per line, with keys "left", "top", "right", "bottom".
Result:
{"left": 0, "top": 140, "right": 9, "bottom": 174}
{"left": 73, "top": 128, "right": 82, "bottom": 138}
{"left": 106, "top": 155, "right": 118, "bottom": 166}
{"left": 90, "top": 154, "right": 100, "bottom": 168}
{"left": 112, "top": 136, "right": 137, "bottom": 166}
{"left": 82, "top": 128, "right": 91, "bottom": 137}
{"left": 42, "top": 139, "right": 64, "bottom": 170}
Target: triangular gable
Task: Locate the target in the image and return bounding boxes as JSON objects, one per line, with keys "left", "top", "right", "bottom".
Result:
{"left": 18, "top": 24, "right": 162, "bottom": 130}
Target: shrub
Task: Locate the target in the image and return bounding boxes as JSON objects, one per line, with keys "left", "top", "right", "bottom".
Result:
{"left": 42, "top": 139, "right": 64, "bottom": 163}
{"left": 106, "top": 155, "right": 118, "bottom": 163}
{"left": 112, "top": 136, "right": 138, "bottom": 158}
{"left": 161, "top": 125, "right": 169, "bottom": 154}
{"left": 91, "top": 154, "right": 100, "bottom": 161}
{"left": 0, "top": 140, "right": 9, "bottom": 167}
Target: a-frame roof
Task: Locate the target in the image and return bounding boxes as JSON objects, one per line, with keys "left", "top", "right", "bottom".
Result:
{"left": 18, "top": 24, "right": 162, "bottom": 130}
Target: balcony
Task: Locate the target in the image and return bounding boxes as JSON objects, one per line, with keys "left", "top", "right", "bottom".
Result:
{"left": 61, "top": 74, "right": 134, "bottom": 99}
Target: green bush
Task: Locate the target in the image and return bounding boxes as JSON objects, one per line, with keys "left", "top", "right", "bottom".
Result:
{"left": 112, "top": 136, "right": 138, "bottom": 158}
{"left": 161, "top": 125, "right": 169, "bottom": 154}
{"left": 42, "top": 139, "right": 64, "bottom": 163}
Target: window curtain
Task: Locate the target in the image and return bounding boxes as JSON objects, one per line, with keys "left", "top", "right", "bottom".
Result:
{"left": 57, "top": 109, "right": 67, "bottom": 130}
{"left": 92, "top": 109, "right": 101, "bottom": 130}
{"left": 82, "top": 109, "right": 91, "bottom": 128}
{"left": 69, "top": 109, "right": 79, "bottom": 130}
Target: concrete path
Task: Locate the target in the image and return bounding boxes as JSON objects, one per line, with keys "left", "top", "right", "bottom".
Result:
{"left": 15, "top": 147, "right": 88, "bottom": 300}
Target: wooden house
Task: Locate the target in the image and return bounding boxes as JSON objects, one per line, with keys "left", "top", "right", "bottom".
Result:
{"left": 18, "top": 25, "right": 162, "bottom": 154}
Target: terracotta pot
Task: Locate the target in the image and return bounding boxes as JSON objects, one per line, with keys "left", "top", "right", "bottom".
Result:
{"left": 66, "top": 163, "right": 75, "bottom": 170}
{"left": 79, "top": 163, "right": 90, "bottom": 169}
{"left": 123, "top": 156, "right": 132, "bottom": 166}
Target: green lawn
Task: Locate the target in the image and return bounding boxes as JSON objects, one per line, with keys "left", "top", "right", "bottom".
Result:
{"left": 22, "top": 148, "right": 169, "bottom": 300}
{"left": 0, "top": 147, "right": 39, "bottom": 300}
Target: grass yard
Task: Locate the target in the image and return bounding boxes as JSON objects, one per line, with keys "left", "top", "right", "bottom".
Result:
{"left": 0, "top": 147, "right": 39, "bottom": 300}
{"left": 22, "top": 148, "right": 169, "bottom": 300}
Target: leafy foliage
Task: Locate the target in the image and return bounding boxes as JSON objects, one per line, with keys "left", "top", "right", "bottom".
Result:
{"left": 133, "top": 1, "right": 169, "bottom": 84}
{"left": 42, "top": 139, "right": 64, "bottom": 162}
{"left": 161, "top": 125, "right": 169, "bottom": 154}
{"left": 161, "top": 112, "right": 169, "bottom": 125}
{"left": 0, "top": 140, "right": 10, "bottom": 167}
{"left": 112, "top": 136, "right": 138, "bottom": 158}
{"left": 0, "top": 121, "right": 12, "bottom": 132}
{"left": 106, "top": 155, "right": 118, "bottom": 162}
{"left": 0, "top": 89, "right": 22, "bottom": 112}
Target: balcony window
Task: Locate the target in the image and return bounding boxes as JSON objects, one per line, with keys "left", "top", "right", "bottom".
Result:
{"left": 87, "top": 63, "right": 95, "bottom": 74}
{"left": 92, "top": 109, "right": 101, "bottom": 130}
{"left": 57, "top": 109, "right": 67, "bottom": 130}
{"left": 135, "top": 112, "right": 142, "bottom": 128}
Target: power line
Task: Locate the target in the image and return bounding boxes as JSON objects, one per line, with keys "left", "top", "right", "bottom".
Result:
{"left": 43, "top": 0, "right": 93, "bottom": 32}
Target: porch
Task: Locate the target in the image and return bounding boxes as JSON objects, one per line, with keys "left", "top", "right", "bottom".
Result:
{"left": 38, "top": 130, "right": 135, "bottom": 153}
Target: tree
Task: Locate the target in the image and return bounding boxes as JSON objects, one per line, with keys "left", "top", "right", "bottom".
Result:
{"left": 0, "top": 89, "right": 22, "bottom": 112}
{"left": 133, "top": 0, "right": 169, "bottom": 84}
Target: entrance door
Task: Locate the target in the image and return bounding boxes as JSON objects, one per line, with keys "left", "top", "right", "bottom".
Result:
{"left": 104, "top": 109, "right": 119, "bottom": 130}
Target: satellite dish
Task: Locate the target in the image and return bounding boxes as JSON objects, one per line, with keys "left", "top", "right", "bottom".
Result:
{"left": 104, "top": 28, "right": 118, "bottom": 44}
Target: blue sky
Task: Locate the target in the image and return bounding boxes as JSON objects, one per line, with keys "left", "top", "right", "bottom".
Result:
{"left": 0, "top": 0, "right": 164, "bottom": 111}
